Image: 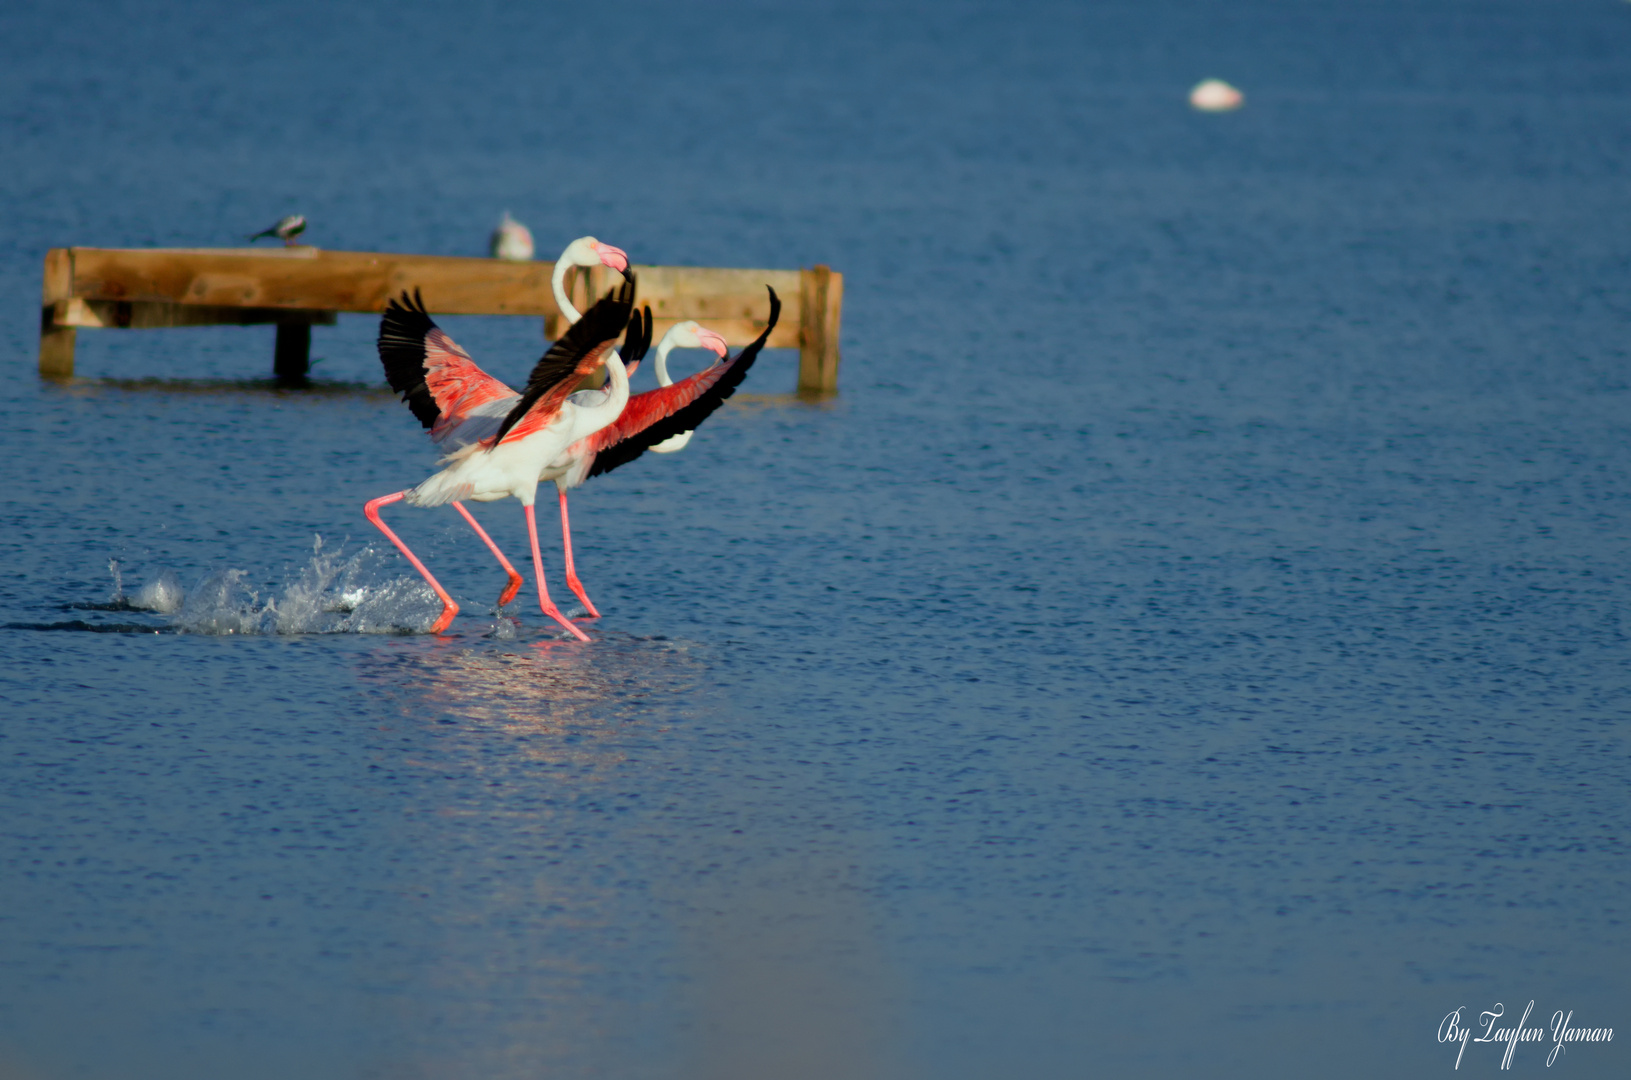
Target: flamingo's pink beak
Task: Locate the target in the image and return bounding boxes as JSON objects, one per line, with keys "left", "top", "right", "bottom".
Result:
{"left": 593, "top": 242, "right": 629, "bottom": 273}
{"left": 697, "top": 328, "right": 729, "bottom": 358}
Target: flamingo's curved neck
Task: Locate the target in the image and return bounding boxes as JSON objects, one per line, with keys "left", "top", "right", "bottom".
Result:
{"left": 653, "top": 338, "right": 676, "bottom": 387}
{"left": 575, "top": 355, "right": 631, "bottom": 430}
{"left": 551, "top": 258, "right": 581, "bottom": 325}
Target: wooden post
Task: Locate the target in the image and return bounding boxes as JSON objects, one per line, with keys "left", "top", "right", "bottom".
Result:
{"left": 40, "top": 248, "right": 75, "bottom": 379}
{"left": 273, "top": 319, "right": 311, "bottom": 386}
{"left": 797, "top": 264, "right": 842, "bottom": 395}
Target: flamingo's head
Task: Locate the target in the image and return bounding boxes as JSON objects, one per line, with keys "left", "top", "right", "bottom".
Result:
{"left": 563, "top": 236, "right": 629, "bottom": 274}
{"left": 670, "top": 320, "right": 729, "bottom": 358}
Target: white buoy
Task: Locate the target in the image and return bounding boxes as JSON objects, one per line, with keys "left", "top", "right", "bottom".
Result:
{"left": 489, "top": 211, "right": 535, "bottom": 261}
{"left": 1189, "top": 79, "right": 1244, "bottom": 112}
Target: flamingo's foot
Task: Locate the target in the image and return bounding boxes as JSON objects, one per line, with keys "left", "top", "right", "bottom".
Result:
{"left": 542, "top": 603, "right": 591, "bottom": 642}
{"left": 497, "top": 572, "right": 523, "bottom": 608}
{"left": 429, "top": 600, "right": 459, "bottom": 635}
{"left": 565, "top": 575, "right": 601, "bottom": 619}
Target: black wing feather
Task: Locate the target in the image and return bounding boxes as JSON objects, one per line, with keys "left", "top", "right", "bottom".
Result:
{"left": 491, "top": 273, "right": 638, "bottom": 445}
{"left": 588, "top": 285, "right": 780, "bottom": 479}
{"left": 377, "top": 287, "right": 441, "bottom": 430}
{"left": 623, "top": 305, "right": 653, "bottom": 368}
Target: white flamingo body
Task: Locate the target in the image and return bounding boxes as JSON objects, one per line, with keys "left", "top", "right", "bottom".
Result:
{"left": 408, "top": 364, "right": 630, "bottom": 507}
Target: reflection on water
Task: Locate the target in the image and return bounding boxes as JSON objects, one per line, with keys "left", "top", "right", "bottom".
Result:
{"left": 679, "top": 850, "right": 905, "bottom": 1080}
{"left": 354, "top": 634, "right": 905, "bottom": 1080}
{"left": 357, "top": 633, "right": 709, "bottom": 755}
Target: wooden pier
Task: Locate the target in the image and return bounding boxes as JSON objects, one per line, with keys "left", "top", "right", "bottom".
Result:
{"left": 38, "top": 246, "right": 843, "bottom": 393}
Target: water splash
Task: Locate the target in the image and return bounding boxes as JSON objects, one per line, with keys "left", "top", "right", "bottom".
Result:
{"left": 88, "top": 559, "right": 179, "bottom": 613}
{"left": 132, "top": 570, "right": 186, "bottom": 614}
{"left": 160, "top": 536, "right": 443, "bottom": 635}
{"left": 174, "top": 568, "right": 262, "bottom": 635}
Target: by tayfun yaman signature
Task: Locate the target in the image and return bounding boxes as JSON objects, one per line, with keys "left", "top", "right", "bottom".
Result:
{"left": 1439, "top": 1001, "right": 1614, "bottom": 1069}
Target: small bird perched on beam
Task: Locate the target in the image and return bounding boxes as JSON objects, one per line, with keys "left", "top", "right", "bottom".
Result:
{"left": 489, "top": 212, "right": 534, "bottom": 261}
{"left": 248, "top": 214, "right": 307, "bottom": 246}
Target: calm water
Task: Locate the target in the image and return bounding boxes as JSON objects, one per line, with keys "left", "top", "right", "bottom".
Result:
{"left": 2, "top": 1, "right": 1629, "bottom": 1076}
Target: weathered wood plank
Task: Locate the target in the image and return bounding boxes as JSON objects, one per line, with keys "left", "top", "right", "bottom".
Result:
{"left": 66, "top": 246, "right": 553, "bottom": 316}
{"left": 52, "top": 298, "right": 338, "bottom": 329}
{"left": 64, "top": 247, "right": 798, "bottom": 326}
{"left": 39, "top": 246, "right": 841, "bottom": 389}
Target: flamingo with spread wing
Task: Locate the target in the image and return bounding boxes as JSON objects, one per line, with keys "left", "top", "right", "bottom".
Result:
{"left": 368, "top": 275, "right": 645, "bottom": 640}
{"left": 537, "top": 288, "right": 781, "bottom": 614}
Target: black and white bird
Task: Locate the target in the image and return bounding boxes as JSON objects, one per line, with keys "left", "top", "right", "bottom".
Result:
{"left": 248, "top": 214, "right": 307, "bottom": 246}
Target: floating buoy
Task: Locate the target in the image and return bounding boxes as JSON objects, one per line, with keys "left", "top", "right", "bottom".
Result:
{"left": 1189, "top": 79, "right": 1244, "bottom": 112}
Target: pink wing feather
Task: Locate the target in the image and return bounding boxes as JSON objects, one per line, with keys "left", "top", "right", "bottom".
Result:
{"left": 580, "top": 365, "right": 730, "bottom": 457}
{"left": 421, "top": 327, "right": 515, "bottom": 440}
{"left": 378, "top": 289, "right": 515, "bottom": 440}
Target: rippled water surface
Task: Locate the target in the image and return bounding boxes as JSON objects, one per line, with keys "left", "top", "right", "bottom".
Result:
{"left": 3, "top": 1, "right": 1630, "bottom": 1076}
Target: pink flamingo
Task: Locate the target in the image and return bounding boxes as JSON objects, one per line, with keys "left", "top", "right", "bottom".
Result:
{"left": 370, "top": 236, "right": 631, "bottom": 611}
{"left": 367, "top": 275, "right": 644, "bottom": 640}
{"left": 538, "top": 295, "right": 780, "bottom": 615}
{"left": 645, "top": 321, "right": 731, "bottom": 453}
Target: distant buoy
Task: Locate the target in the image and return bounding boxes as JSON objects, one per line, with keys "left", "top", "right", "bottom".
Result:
{"left": 1189, "top": 79, "right": 1244, "bottom": 112}
{"left": 489, "top": 211, "right": 535, "bottom": 261}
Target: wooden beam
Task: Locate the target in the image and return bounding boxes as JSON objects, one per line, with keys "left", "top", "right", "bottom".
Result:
{"left": 50, "top": 298, "right": 338, "bottom": 329}
{"left": 38, "top": 246, "right": 842, "bottom": 390}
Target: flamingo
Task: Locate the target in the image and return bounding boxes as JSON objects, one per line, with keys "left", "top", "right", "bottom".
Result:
{"left": 490, "top": 212, "right": 535, "bottom": 261}
{"left": 368, "top": 275, "right": 644, "bottom": 641}
{"left": 528, "top": 314, "right": 728, "bottom": 614}
{"left": 538, "top": 288, "right": 781, "bottom": 615}
{"left": 549, "top": 236, "right": 630, "bottom": 323}
{"left": 647, "top": 321, "right": 730, "bottom": 454}
{"left": 375, "top": 235, "right": 632, "bottom": 605}
{"left": 248, "top": 214, "right": 306, "bottom": 245}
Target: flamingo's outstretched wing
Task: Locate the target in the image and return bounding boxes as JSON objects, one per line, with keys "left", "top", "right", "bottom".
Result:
{"left": 378, "top": 289, "right": 515, "bottom": 441}
{"left": 492, "top": 273, "right": 640, "bottom": 446}
{"left": 621, "top": 305, "right": 654, "bottom": 377}
{"left": 585, "top": 286, "right": 780, "bottom": 479}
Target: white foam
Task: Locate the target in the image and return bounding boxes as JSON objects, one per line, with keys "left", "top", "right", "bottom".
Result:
{"left": 174, "top": 568, "right": 262, "bottom": 635}
{"left": 486, "top": 617, "right": 520, "bottom": 640}
{"left": 162, "top": 536, "right": 444, "bottom": 635}
{"left": 131, "top": 570, "right": 186, "bottom": 614}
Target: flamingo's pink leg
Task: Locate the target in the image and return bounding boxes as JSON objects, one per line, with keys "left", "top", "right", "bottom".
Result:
{"left": 558, "top": 488, "right": 601, "bottom": 618}
{"left": 525, "top": 503, "right": 591, "bottom": 642}
{"left": 365, "top": 491, "right": 459, "bottom": 634}
{"left": 453, "top": 501, "right": 524, "bottom": 608}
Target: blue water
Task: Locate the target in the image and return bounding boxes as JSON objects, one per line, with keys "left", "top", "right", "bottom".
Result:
{"left": 3, "top": 0, "right": 1629, "bottom": 1076}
